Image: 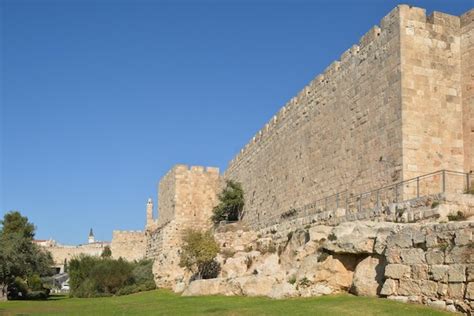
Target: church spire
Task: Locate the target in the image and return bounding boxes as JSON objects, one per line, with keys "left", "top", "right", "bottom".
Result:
{"left": 88, "top": 228, "right": 95, "bottom": 243}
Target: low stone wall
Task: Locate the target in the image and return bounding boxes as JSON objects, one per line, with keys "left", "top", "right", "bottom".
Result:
{"left": 111, "top": 230, "right": 146, "bottom": 261}
{"left": 381, "top": 221, "right": 473, "bottom": 313}
{"left": 191, "top": 219, "right": 474, "bottom": 314}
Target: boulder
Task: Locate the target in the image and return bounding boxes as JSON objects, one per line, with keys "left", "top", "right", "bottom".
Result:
{"left": 182, "top": 278, "right": 241, "bottom": 296}
{"left": 309, "top": 225, "right": 332, "bottom": 241}
{"left": 322, "top": 222, "right": 377, "bottom": 254}
{"left": 268, "top": 282, "right": 298, "bottom": 299}
{"left": 233, "top": 275, "right": 277, "bottom": 297}
{"left": 351, "top": 256, "right": 385, "bottom": 296}
{"left": 296, "top": 254, "right": 353, "bottom": 291}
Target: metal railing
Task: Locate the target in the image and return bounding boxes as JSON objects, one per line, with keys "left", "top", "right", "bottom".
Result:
{"left": 252, "top": 169, "right": 471, "bottom": 229}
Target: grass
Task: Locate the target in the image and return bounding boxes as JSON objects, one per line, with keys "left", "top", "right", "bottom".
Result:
{"left": 0, "top": 289, "right": 453, "bottom": 316}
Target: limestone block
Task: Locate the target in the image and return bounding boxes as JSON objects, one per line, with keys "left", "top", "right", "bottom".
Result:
{"left": 268, "top": 282, "right": 298, "bottom": 299}
{"left": 385, "top": 264, "right": 411, "bottom": 279}
{"left": 351, "top": 256, "right": 385, "bottom": 296}
{"left": 425, "top": 250, "right": 444, "bottom": 265}
{"left": 445, "top": 245, "right": 473, "bottom": 264}
{"left": 427, "top": 300, "right": 446, "bottom": 310}
{"left": 385, "top": 248, "right": 402, "bottom": 264}
{"left": 454, "top": 230, "right": 472, "bottom": 246}
{"left": 420, "top": 280, "right": 437, "bottom": 297}
{"left": 429, "top": 265, "right": 449, "bottom": 282}
{"left": 411, "top": 264, "right": 428, "bottom": 279}
{"left": 398, "top": 279, "right": 421, "bottom": 296}
{"left": 467, "top": 264, "right": 474, "bottom": 282}
{"left": 182, "top": 278, "right": 242, "bottom": 296}
{"left": 466, "top": 282, "right": 474, "bottom": 300}
{"left": 233, "top": 275, "right": 276, "bottom": 297}
{"left": 387, "top": 295, "right": 408, "bottom": 303}
{"left": 447, "top": 283, "right": 465, "bottom": 299}
{"left": 437, "top": 282, "right": 448, "bottom": 296}
{"left": 448, "top": 264, "right": 466, "bottom": 282}
{"left": 308, "top": 225, "right": 332, "bottom": 241}
{"left": 400, "top": 248, "right": 426, "bottom": 265}
{"left": 380, "top": 279, "right": 398, "bottom": 296}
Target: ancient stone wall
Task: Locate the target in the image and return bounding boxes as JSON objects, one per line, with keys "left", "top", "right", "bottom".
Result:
{"left": 147, "top": 165, "right": 221, "bottom": 288}
{"left": 400, "top": 7, "right": 465, "bottom": 180}
{"left": 224, "top": 5, "right": 473, "bottom": 229}
{"left": 462, "top": 10, "right": 474, "bottom": 173}
{"left": 39, "top": 242, "right": 109, "bottom": 272}
{"left": 381, "top": 221, "right": 473, "bottom": 312}
{"left": 110, "top": 230, "right": 146, "bottom": 261}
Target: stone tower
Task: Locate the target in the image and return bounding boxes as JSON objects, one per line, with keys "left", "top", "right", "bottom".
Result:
{"left": 88, "top": 228, "right": 95, "bottom": 244}
{"left": 146, "top": 198, "right": 154, "bottom": 227}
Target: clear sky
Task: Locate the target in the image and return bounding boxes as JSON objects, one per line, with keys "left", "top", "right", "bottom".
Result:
{"left": 1, "top": 0, "right": 472, "bottom": 244}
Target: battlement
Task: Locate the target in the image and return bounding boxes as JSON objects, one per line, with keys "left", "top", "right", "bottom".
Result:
{"left": 227, "top": 5, "right": 471, "bottom": 173}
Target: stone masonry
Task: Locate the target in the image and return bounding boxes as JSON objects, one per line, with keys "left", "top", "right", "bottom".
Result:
{"left": 224, "top": 5, "right": 474, "bottom": 229}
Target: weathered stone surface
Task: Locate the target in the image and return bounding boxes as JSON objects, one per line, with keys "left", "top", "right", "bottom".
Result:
{"left": 380, "top": 279, "right": 398, "bottom": 296}
{"left": 466, "top": 282, "right": 474, "bottom": 300}
{"left": 296, "top": 254, "right": 353, "bottom": 291}
{"left": 425, "top": 250, "right": 444, "bottom": 265}
{"left": 411, "top": 264, "right": 428, "bottom": 280}
{"left": 308, "top": 225, "right": 332, "bottom": 241}
{"left": 182, "top": 278, "right": 241, "bottom": 296}
{"left": 400, "top": 248, "right": 426, "bottom": 265}
{"left": 420, "top": 280, "right": 437, "bottom": 297}
{"left": 448, "top": 264, "right": 466, "bottom": 282}
{"left": 351, "top": 256, "right": 385, "bottom": 296}
{"left": 234, "top": 275, "right": 277, "bottom": 297}
{"left": 427, "top": 300, "right": 446, "bottom": 310}
{"left": 322, "top": 222, "right": 376, "bottom": 254}
{"left": 385, "top": 264, "right": 411, "bottom": 279}
{"left": 268, "top": 282, "right": 298, "bottom": 299}
{"left": 447, "top": 283, "right": 465, "bottom": 299}
{"left": 398, "top": 279, "right": 421, "bottom": 296}
{"left": 429, "top": 265, "right": 448, "bottom": 282}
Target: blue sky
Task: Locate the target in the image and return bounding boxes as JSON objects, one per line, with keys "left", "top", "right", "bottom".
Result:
{"left": 1, "top": 0, "right": 472, "bottom": 244}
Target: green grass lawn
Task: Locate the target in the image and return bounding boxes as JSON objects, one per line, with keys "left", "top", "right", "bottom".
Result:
{"left": 0, "top": 290, "right": 452, "bottom": 316}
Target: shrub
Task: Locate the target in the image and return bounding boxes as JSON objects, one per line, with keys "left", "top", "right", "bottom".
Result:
{"left": 101, "top": 246, "right": 112, "bottom": 258}
{"left": 431, "top": 201, "right": 439, "bottom": 209}
{"left": 211, "top": 180, "right": 244, "bottom": 224}
{"left": 328, "top": 233, "right": 337, "bottom": 241}
{"left": 69, "top": 256, "right": 155, "bottom": 298}
{"left": 447, "top": 211, "right": 467, "bottom": 221}
{"left": 288, "top": 275, "right": 297, "bottom": 285}
{"left": 179, "top": 229, "right": 220, "bottom": 280}
{"left": 297, "top": 277, "right": 311, "bottom": 288}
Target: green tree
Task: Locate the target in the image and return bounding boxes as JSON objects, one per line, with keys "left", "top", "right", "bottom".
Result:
{"left": 101, "top": 246, "right": 112, "bottom": 258}
{"left": 179, "top": 229, "right": 220, "bottom": 280}
{"left": 0, "top": 211, "right": 53, "bottom": 299}
{"left": 211, "top": 180, "right": 244, "bottom": 224}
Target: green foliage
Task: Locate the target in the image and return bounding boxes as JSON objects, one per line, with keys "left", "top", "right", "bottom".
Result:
{"left": 328, "top": 233, "right": 337, "bottom": 241}
{"left": 179, "top": 229, "right": 220, "bottom": 279}
{"left": 431, "top": 201, "right": 440, "bottom": 209}
{"left": 101, "top": 246, "right": 112, "bottom": 258}
{"left": 69, "top": 256, "right": 155, "bottom": 298}
{"left": 297, "top": 277, "right": 311, "bottom": 288}
{"left": 447, "top": 211, "right": 466, "bottom": 221}
{"left": 288, "top": 275, "right": 297, "bottom": 285}
{"left": 211, "top": 180, "right": 244, "bottom": 224}
{"left": 0, "top": 211, "right": 54, "bottom": 300}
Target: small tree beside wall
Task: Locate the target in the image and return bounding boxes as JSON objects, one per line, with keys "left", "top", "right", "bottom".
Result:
{"left": 211, "top": 180, "right": 244, "bottom": 224}
{"left": 179, "top": 229, "right": 220, "bottom": 280}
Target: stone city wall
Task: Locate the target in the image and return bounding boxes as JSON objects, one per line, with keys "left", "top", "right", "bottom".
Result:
{"left": 224, "top": 5, "right": 474, "bottom": 230}
{"left": 147, "top": 165, "right": 222, "bottom": 288}
{"left": 40, "top": 242, "right": 109, "bottom": 272}
{"left": 110, "top": 230, "right": 146, "bottom": 261}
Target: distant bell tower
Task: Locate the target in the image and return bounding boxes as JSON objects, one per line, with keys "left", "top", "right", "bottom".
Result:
{"left": 146, "top": 198, "right": 154, "bottom": 226}
{"left": 88, "top": 228, "right": 95, "bottom": 244}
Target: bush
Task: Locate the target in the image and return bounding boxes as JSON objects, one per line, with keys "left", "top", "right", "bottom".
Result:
{"left": 179, "top": 229, "right": 220, "bottom": 280}
{"left": 211, "top": 180, "right": 244, "bottom": 224}
{"left": 69, "top": 256, "right": 155, "bottom": 298}
{"left": 448, "top": 211, "right": 467, "bottom": 221}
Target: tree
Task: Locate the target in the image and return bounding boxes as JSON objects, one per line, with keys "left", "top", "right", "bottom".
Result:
{"left": 211, "top": 180, "right": 244, "bottom": 224}
{"left": 101, "top": 246, "right": 112, "bottom": 258}
{"left": 0, "top": 211, "right": 53, "bottom": 299}
{"left": 179, "top": 229, "right": 220, "bottom": 280}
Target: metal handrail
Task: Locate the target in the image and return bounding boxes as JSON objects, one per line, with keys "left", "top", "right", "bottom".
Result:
{"left": 250, "top": 169, "right": 470, "bottom": 228}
